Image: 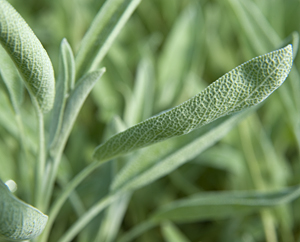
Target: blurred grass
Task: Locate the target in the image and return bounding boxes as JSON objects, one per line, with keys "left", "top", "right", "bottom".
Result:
{"left": 0, "top": 0, "right": 300, "bottom": 241}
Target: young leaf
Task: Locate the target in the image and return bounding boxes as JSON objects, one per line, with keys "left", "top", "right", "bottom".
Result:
{"left": 151, "top": 186, "right": 300, "bottom": 223}
{"left": 0, "top": 0, "right": 55, "bottom": 113}
{"left": 93, "top": 45, "right": 293, "bottom": 163}
{"left": 48, "top": 38, "right": 75, "bottom": 148}
{"left": 0, "top": 179, "right": 48, "bottom": 240}
{"left": 75, "top": 0, "right": 142, "bottom": 78}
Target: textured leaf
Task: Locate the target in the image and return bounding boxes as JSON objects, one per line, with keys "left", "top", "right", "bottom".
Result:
{"left": 151, "top": 186, "right": 300, "bottom": 223}
{"left": 49, "top": 38, "right": 75, "bottom": 148}
{"left": 0, "top": 0, "right": 55, "bottom": 113}
{"left": 75, "top": 0, "right": 142, "bottom": 78}
{"left": 0, "top": 179, "right": 48, "bottom": 240}
{"left": 93, "top": 45, "right": 293, "bottom": 163}
{"left": 111, "top": 112, "right": 248, "bottom": 193}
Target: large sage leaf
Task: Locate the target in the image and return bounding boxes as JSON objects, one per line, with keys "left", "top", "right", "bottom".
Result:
{"left": 93, "top": 45, "right": 293, "bottom": 163}
{"left": 0, "top": 180, "right": 48, "bottom": 240}
{"left": 0, "top": 0, "right": 55, "bottom": 113}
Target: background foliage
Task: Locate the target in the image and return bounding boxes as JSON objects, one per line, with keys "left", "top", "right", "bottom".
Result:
{"left": 1, "top": 0, "right": 300, "bottom": 241}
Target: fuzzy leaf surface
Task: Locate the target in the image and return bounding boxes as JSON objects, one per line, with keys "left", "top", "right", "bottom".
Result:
{"left": 0, "top": 0, "right": 55, "bottom": 113}
{"left": 0, "top": 180, "right": 48, "bottom": 240}
{"left": 94, "top": 45, "right": 293, "bottom": 163}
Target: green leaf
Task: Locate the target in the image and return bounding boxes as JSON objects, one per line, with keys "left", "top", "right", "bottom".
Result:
{"left": 151, "top": 186, "right": 300, "bottom": 223}
{"left": 93, "top": 45, "right": 293, "bottom": 163}
{"left": 49, "top": 38, "right": 75, "bottom": 148}
{"left": 111, "top": 112, "right": 248, "bottom": 193}
{"left": 0, "top": 0, "right": 55, "bottom": 113}
{"left": 161, "top": 222, "right": 190, "bottom": 242}
{"left": 75, "top": 0, "right": 142, "bottom": 78}
{"left": 50, "top": 68, "right": 106, "bottom": 155}
{"left": 0, "top": 179, "right": 48, "bottom": 240}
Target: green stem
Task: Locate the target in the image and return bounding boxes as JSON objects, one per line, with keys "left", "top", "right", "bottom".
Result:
{"left": 239, "top": 120, "right": 278, "bottom": 242}
{"left": 57, "top": 193, "right": 118, "bottom": 242}
{"left": 40, "top": 161, "right": 102, "bottom": 242}
{"left": 33, "top": 101, "right": 46, "bottom": 210}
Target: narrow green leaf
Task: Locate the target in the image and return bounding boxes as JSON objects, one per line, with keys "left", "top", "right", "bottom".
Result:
{"left": 0, "top": 0, "right": 55, "bottom": 113}
{"left": 157, "top": 2, "right": 201, "bottom": 109}
{"left": 0, "top": 179, "right": 48, "bottom": 240}
{"left": 75, "top": 0, "right": 142, "bottom": 78}
{"left": 49, "top": 38, "right": 75, "bottom": 148}
{"left": 111, "top": 112, "right": 248, "bottom": 193}
{"left": 161, "top": 222, "right": 190, "bottom": 242}
{"left": 152, "top": 186, "right": 300, "bottom": 223}
{"left": 51, "top": 68, "right": 106, "bottom": 154}
{"left": 93, "top": 45, "right": 293, "bottom": 163}
{"left": 124, "top": 57, "right": 155, "bottom": 126}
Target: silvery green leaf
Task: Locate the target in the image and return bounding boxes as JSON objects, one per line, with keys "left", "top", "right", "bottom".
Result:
{"left": 161, "top": 222, "right": 190, "bottom": 242}
{"left": 151, "top": 186, "right": 300, "bottom": 223}
{"left": 93, "top": 45, "right": 293, "bottom": 163}
{"left": 111, "top": 112, "right": 248, "bottom": 193}
{"left": 0, "top": 0, "right": 55, "bottom": 113}
{"left": 0, "top": 179, "right": 48, "bottom": 240}
{"left": 75, "top": 0, "right": 142, "bottom": 78}
{"left": 49, "top": 38, "right": 75, "bottom": 148}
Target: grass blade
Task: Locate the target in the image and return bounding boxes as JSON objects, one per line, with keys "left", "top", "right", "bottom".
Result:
{"left": 93, "top": 45, "right": 293, "bottom": 163}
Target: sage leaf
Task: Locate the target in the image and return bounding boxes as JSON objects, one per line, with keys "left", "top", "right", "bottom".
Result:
{"left": 151, "top": 186, "right": 300, "bottom": 223}
{"left": 0, "top": 0, "right": 55, "bottom": 113}
{"left": 49, "top": 38, "right": 75, "bottom": 148}
{"left": 93, "top": 45, "right": 293, "bottom": 163}
{"left": 0, "top": 179, "right": 48, "bottom": 240}
{"left": 111, "top": 112, "right": 248, "bottom": 193}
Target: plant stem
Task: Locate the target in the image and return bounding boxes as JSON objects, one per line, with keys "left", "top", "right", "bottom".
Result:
{"left": 33, "top": 101, "right": 46, "bottom": 210}
{"left": 57, "top": 193, "right": 118, "bottom": 242}
{"left": 40, "top": 160, "right": 102, "bottom": 242}
{"left": 239, "top": 120, "right": 278, "bottom": 242}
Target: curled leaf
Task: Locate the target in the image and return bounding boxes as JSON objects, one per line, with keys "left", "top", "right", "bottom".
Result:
{"left": 0, "top": 0, "right": 55, "bottom": 113}
{"left": 0, "top": 180, "right": 48, "bottom": 240}
{"left": 93, "top": 45, "right": 293, "bottom": 162}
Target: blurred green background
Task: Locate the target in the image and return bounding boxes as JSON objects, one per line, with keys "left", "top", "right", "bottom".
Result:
{"left": 1, "top": 0, "right": 300, "bottom": 241}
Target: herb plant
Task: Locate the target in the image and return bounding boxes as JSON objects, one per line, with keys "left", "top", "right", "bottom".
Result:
{"left": 0, "top": 0, "right": 299, "bottom": 242}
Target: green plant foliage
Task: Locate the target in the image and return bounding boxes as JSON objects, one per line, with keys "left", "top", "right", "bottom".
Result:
{"left": 0, "top": 0, "right": 55, "bottom": 113}
{"left": 0, "top": 0, "right": 300, "bottom": 241}
{"left": 93, "top": 45, "right": 293, "bottom": 163}
{"left": 0, "top": 180, "right": 47, "bottom": 241}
